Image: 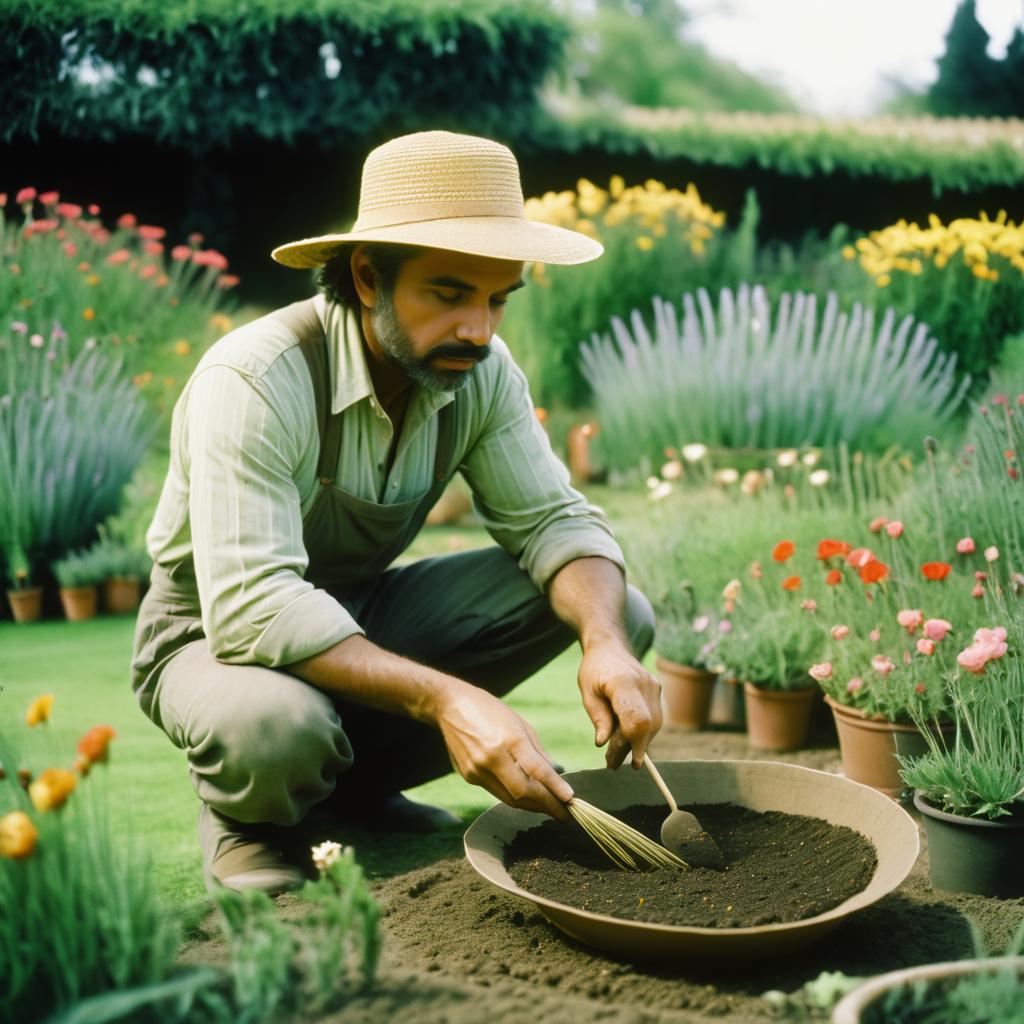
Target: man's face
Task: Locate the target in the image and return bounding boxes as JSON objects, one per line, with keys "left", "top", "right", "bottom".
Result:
{"left": 369, "top": 249, "right": 525, "bottom": 393}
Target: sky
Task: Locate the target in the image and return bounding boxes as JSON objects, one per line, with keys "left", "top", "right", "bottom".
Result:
{"left": 681, "top": 0, "right": 1023, "bottom": 115}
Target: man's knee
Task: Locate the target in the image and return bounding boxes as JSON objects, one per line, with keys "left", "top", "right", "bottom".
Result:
{"left": 625, "top": 584, "right": 656, "bottom": 657}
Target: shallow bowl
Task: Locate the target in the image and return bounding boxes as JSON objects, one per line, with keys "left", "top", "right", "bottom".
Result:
{"left": 464, "top": 760, "right": 919, "bottom": 963}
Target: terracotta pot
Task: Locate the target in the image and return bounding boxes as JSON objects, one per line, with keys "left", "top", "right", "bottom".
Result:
{"left": 708, "top": 676, "right": 746, "bottom": 729}
{"left": 743, "top": 682, "right": 817, "bottom": 751}
{"left": 566, "top": 423, "right": 597, "bottom": 484}
{"left": 825, "top": 695, "right": 928, "bottom": 798}
{"left": 655, "top": 657, "right": 716, "bottom": 729}
{"left": 103, "top": 576, "right": 142, "bottom": 614}
{"left": 832, "top": 956, "right": 1024, "bottom": 1023}
{"left": 914, "top": 790, "right": 1024, "bottom": 898}
{"left": 59, "top": 585, "right": 98, "bottom": 622}
{"left": 6, "top": 586, "right": 44, "bottom": 624}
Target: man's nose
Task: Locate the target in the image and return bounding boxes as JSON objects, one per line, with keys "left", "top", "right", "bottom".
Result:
{"left": 454, "top": 305, "right": 492, "bottom": 346}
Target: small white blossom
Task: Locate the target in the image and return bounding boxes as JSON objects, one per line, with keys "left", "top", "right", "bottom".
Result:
{"left": 809, "top": 469, "right": 830, "bottom": 487}
{"left": 681, "top": 443, "right": 708, "bottom": 462}
{"left": 311, "top": 840, "right": 343, "bottom": 872}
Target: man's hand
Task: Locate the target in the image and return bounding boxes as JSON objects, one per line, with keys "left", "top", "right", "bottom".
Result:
{"left": 577, "top": 640, "right": 662, "bottom": 770}
{"left": 435, "top": 682, "right": 574, "bottom": 820}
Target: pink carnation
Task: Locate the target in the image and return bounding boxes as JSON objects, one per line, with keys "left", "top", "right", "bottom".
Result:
{"left": 972, "top": 584, "right": 985, "bottom": 599}
{"left": 831, "top": 625, "right": 849, "bottom": 641}
{"left": 801, "top": 599, "right": 817, "bottom": 613}
{"left": 869, "top": 628, "right": 881, "bottom": 642}
{"left": 896, "top": 609, "right": 923, "bottom": 634}
{"left": 973, "top": 626, "right": 1008, "bottom": 646}
{"left": 171, "top": 244, "right": 192, "bottom": 261}
{"left": 923, "top": 618, "right": 952, "bottom": 642}
{"left": 871, "top": 655, "right": 895, "bottom": 676}
{"left": 956, "top": 537, "right": 975, "bottom": 554}
{"left": 917, "top": 638, "right": 935, "bottom": 656}
{"left": 885, "top": 520, "right": 904, "bottom": 539}
{"left": 808, "top": 662, "right": 833, "bottom": 681}
{"left": 847, "top": 677, "right": 863, "bottom": 694}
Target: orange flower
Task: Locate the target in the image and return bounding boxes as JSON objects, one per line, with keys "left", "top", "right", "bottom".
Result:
{"left": 825, "top": 569, "right": 842, "bottom": 586}
{"left": 817, "top": 539, "right": 851, "bottom": 560}
{"left": 0, "top": 811, "right": 38, "bottom": 859}
{"left": 25, "top": 693, "right": 54, "bottom": 726}
{"left": 782, "top": 575, "right": 801, "bottom": 591}
{"left": 83, "top": 307, "right": 96, "bottom": 321}
{"left": 921, "top": 562, "right": 952, "bottom": 581}
{"left": 75, "top": 725, "right": 117, "bottom": 773}
{"left": 28, "top": 767, "right": 77, "bottom": 811}
{"left": 860, "top": 561, "right": 889, "bottom": 584}
{"left": 773, "top": 540, "right": 796, "bottom": 562}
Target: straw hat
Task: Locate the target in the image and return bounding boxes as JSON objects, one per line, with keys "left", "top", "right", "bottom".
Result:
{"left": 271, "top": 131, "right": 603, "bottom": 269}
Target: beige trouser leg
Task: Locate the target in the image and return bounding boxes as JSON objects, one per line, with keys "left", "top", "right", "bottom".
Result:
{"left": 148, "top": 638, "right": 354, "bottom": 826}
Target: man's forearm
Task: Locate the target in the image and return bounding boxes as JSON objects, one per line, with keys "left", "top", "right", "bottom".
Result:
{"left": 285, "top": 635, "right": 467, "bottom": 726}
{"left": 547, "top": 556, "right": 629, "bottom": 651}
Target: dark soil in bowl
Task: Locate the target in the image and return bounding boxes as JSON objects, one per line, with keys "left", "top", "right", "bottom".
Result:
{"left": 505, "top": 802, "right": 877, "bottom": 928}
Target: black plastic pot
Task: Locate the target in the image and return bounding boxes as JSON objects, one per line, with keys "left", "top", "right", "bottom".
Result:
{"left": 914, "top": 790, "right": 1024, "bottom": 898}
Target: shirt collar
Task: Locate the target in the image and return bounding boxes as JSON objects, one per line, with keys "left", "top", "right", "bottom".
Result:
{"left": 316, "top": 293, "right": 455, "bottom": 419}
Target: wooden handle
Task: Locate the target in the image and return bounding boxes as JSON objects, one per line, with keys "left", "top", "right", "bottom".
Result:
{"left": 643, "top": 757, "right": 678, "bottom": 813}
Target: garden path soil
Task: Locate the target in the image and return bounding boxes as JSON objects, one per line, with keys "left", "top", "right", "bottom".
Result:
{"left": 178, "top": 725, "right": 1024, "bottom": 1023}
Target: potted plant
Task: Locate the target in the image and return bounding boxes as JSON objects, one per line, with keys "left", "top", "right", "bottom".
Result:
{"left": 897, "top": 619, "right": 1024, "bottom": 898}
{"left": 5, "top": 544, "right": 43, "bottom": 624}
{"left": 52, "top": 548, "right": 105, "bottom": 622}
{"left": 90, "top": 537, "right": 150, "bottom": 614}
{"left": 832, "top": 954, "right": 1024, "bottom": 1023}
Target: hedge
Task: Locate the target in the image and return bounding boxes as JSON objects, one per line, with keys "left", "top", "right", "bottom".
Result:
{"left": 542, "top": 101, "right": 1024, "bottom": 195}
{"left": 0, "top": 0, "right": 568, "bottom": 149}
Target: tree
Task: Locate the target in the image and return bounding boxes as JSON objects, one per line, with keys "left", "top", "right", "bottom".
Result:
{"left": 927, "top": 0, "right": 1003, "bottom": 116}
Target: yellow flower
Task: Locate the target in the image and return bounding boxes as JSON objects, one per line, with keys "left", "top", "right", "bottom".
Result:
{"left": 25, "top": 694, "right": 54, "bottom": 727}
{"left": 83, "top": 307, "right": 96, "bottom": 321}
{"left": 609, "top": 175, "right": 625, "bottom": 199}
{"left": 173, "top": 339, "right": 191, "bottom": 357}
{"left": 842, "top": 245, "right": 856, "bottom": 260}
{"left": 28, "top": 767, "right": 78, "bottom": 812}
{"left": 875, "top": 274, "right": 891, "bottom": 287}
{"left": 208, "top": 313, "right": 233, "bottom": 334}
{"left": 0, "top": 811, "right": 38, "bottom": 859}
{"left": 635, "top": 236, "right": 654, "bottom": 251}
{"left": 85, "top": 274, "right": 100, "bottom": 286}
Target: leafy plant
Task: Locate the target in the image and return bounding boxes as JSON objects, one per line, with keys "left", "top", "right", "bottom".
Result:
{"left": 843, "top": 211, "right": 1024, "bottom": 377}
{"left": 581, "top": 284, "right": 970, "bottom": 473}
{"left": 52, "top": 548, "right": 107, "bottom": 590}
{"left": 0, "top": 325, "right": 152, "bottom": 585}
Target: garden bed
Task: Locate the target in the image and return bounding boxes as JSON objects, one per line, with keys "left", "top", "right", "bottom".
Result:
{"left": 177, "top": 727, "right": 1024, "bottom": 1023}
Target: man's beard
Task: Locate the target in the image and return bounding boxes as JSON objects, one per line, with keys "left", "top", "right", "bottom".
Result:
{"left": 370, "top": 289, "right": 490, "bottom": 394}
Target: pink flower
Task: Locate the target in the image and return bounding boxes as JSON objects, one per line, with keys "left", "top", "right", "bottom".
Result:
{"left": 137, "top": 225, "right": 166, "bottom": 240}
{"left": 917, "top": 638, "right": 936, "bottom": 656}
{"left": 915, "top": 683, "right": 926, "bottom": 695}
{"left": 808, "top": 662, "right": 833, "bottom": 681}
{"left": 975, "top": 570, "right": 988, "bottom": 581}
{"left": 896, "top": 609, "right": 923, "bottom": 634}
{"left": 868, "top": 516, "right": 888, "bottom": 533}
{"left": 985, "top": 546, "right": 999, "bottom": 562}
{"left": 216, "top": 274, "right": 240, "bottom": 289}
{"left": 831, "top": 625, "right": 850, "bottom": 641}
{"left": 885, "top": 520, "right": 904, "bottom": 539}
{"left": 718, "top": 619, "right": 732, "bottom": 634}
{"left": 62, "top": 241, "right": 77, "bottom": 258}
{"left": 958, "top": 645, "right": 991, "bottom": 674}
{"left": 692, "top": 616, "right": 710, "bottom": 633}
{"left": 38, "top": 191, "right": 58, "bottom": 205}
{"left": 847, "top": 677, "right": 863, "bottom": 694}
{"left": 88, "top": 204, "right": 100, "bottom": 216}
{"left": 117, "top": 213, "right": 137, "bottom": 229}
{"left": 972, "top": 584, "right": 985, "bottom": 599}
{"left": 871, "top": 655, "right": 895, "bottom": 676}
{"left": 956, "top": 537, "right": 975, "bottom": 554}
{"left": 869, "top": 628, "right": 881, "bottom": 642}
{"left": 55, "top": 202, "right": 82, "bottom": 219}
{"left": 143, "top": 241, "right": 164, "bottom": 255}
{"left": 801, "top": 599, "right": 818, "bottom": 613}
{"left": 188, "top": 232, "right": 204, "bottom": 246}
{"left": 106, "top": 248, "right": 131, "bottom": 266}
{"left": 171, "top": 244, "right": 192, "bottom": 261}
{"left": 923, "top": 618, "right": 952, "bottom": 642}
{"left": 192, "top": 249, "right": 229, "bottom": 271}
{"left": 974, "top": 626, "right": 1008, "bottom": 646}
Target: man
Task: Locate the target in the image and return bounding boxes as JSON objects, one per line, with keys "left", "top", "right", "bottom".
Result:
{"left": 131, "top": 131, "right": 661, "bottom": 894}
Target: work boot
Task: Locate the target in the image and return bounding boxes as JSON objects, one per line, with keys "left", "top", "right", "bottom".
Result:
{"left": 198, "top": 803, "right": 309, "bottom": 894}
{"left": 335, "top": 791, "right": 463, "bottom": 833}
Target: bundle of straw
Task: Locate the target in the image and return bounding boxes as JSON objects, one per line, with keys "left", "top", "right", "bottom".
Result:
{"left": 567, "top": 798, "right": 688, "bottom": 871}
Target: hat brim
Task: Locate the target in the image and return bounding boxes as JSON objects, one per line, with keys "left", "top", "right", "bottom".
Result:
{"left": 271, "top": 217, "right": 602, "bottom": 269}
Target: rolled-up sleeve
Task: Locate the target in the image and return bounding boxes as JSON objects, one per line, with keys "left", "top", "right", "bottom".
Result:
{"left": 185, "top": 364, "right": 363, "bottom": 665}
{"left": 459, "top": 348, "right": 625, "bottom": 591}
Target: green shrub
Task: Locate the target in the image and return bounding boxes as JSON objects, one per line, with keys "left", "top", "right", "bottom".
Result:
{"left": 581, "top": 285, "right": 970, "bottom": 473}
{"left": 1, "top": 0, "right": 567, "bottom": 149}
{"left": 0, "top": 327, "right": 152, "bottom": 584}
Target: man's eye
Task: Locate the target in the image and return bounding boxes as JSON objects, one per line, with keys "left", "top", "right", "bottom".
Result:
{"left": 491, "top": 297, "right": 508, "bottom": 308}
{"left": 434, "top": 290, "right": 462, "bottom": 303}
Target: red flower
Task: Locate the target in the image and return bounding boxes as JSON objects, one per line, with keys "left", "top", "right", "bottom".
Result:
{"left": 817, "top": 539, "right": 851, "bottom": 560}
{"left": 782, "top": 575, "right": 801, "bottom": 591}
{"left": 137, "top": 225, "right": 166, "bottom": 240}
{"left": 772, "top": 540, "right": 795, "bottom": 562}
{"left": 38, "top": 190, "right": 59, "bottom": 205}
{"left": 75, "top": 725, "right": 117, "bottom": 774}
{"left": 921, "top": 562, "right": 952, "bottom": 581}
{"left": 915, "top": 683, "right": 926, "bottom": 695}
{"left": 15, "top": 187, "right": 36, "bottom": 205}
{"left": 860, "top": 560, "right": 889, "bottom": 584}
{"left": 825, "top": 569, "right": 842, "bottom": 586}
{"left": 117, "top": 213, "right": 137, "bottom": 229}
{"left": 847, "top": 547, "right": 875, "bottom": 569}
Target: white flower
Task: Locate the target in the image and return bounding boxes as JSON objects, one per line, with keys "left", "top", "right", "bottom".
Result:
{"left": 984, "top": 545, "right": 1000, "bottom": 562}
{"left": 660, "top": 459, "right": 683, "bottom": 480}
{"left": 692, "top": 615, "right": 710, "bottom": 633}
{"left": 714, "top": 468, "right": 739, "bottom": 485}
{"left": 809, "top": 469, "right": 830, "bottom": 487}
{"left": 681, "top": 443, "right": 708, "bottom": 462}
{"left": 740, "top": 470, "right": 765, "bottom": 495}
{"left": 648, "top": 481, "right": 673, "bottom": 501}
{"left": 776, "top": 449, "right": 798, "bottom": 468}
{"left": 801, "top": 450, "right": 821, "bottom": 467}
{"left": 311, "top": 840, "right": 343, "bottom": 872}
{"left": 645, "top": 475, "right": 660, "bottom": 490}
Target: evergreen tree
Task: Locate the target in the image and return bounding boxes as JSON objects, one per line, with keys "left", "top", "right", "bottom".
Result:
{"left": 1000, "top": 26, "right": 1024, "bottom": 117}
{"left": 928, "top": 0, "right": 1004, "bottom": 116}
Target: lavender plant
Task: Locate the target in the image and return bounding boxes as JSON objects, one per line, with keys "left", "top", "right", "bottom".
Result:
{"left": 581, "top": 285, "right": 970, "bottom": 472}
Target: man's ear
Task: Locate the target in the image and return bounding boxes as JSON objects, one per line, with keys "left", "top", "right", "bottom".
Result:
{"left": 350, "top": 245, "right": 378, "bottom": 309}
